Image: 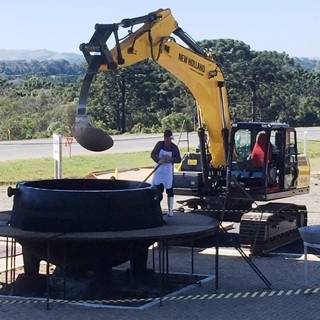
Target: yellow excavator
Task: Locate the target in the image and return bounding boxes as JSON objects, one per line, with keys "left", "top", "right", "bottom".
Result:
{"left": 72, "top": 8, "right": 310, "bottom": 253}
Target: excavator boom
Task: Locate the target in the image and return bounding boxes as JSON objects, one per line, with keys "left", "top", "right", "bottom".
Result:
{"left": 77, "top": 8, "right": 230, "bottom": 169}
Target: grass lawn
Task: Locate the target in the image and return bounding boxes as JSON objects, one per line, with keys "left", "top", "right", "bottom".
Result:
{"left": 0, "top": 141, "right": 319, "bottom": 185}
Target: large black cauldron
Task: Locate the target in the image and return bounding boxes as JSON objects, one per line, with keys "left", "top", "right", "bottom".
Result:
{"left": 9, "top": 179, "right": 163, "bottom": 232}
{"left": 7, "top": 179, "right": 163, "bottom": 279}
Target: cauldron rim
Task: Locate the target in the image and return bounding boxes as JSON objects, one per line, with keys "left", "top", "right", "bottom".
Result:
{"left": 17, "top": 178, "right": 152, "bottom": 192}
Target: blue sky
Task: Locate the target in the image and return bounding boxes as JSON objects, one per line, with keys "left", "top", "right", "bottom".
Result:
{"left": 1, "top": 0, "right": 319, "bottom": 58}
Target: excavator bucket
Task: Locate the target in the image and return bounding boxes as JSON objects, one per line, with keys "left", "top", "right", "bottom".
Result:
{"left": 72, "top": 116, "right": 114, "bottom": 152}
{"left": 72, "top": 56, "right": 114, "bottom": 152}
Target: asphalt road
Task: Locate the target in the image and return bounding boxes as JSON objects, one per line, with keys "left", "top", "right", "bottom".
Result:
{"left": 0, "top": 127, "right": 318, "bottom": 161}
{"left": 0, "top": 132, "right": 197, "bottom": 161}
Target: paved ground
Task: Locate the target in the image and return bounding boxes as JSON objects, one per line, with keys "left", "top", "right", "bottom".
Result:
{"left": 1, "top": 245, "right": 320, "bottom": 320}
{"left": 0, "top": 174, "right": 320, "bottom": 319}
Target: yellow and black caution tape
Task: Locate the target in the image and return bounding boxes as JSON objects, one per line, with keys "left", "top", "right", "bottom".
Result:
{"left": 164, "top": 287, "right": 320, "bottom": 302}
{"left": 0, "top": 287, "right": 319, "bottom": 307}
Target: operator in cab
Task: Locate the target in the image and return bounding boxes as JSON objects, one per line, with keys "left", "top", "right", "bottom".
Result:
{"left": 251, "top": 131, "right": 277, "bottom": 185}
{"left": 151, "top": 129, "right": 181, "bottom": 216}
{"left": 251, "top": 132, "right": 272, "bottom": 168}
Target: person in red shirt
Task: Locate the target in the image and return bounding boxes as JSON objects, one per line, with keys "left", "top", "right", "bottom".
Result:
{"left": 251, "top": 132, "right": 273, "bottom": 168}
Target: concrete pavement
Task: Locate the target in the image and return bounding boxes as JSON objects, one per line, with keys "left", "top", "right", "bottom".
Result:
{"left": 1, "top": 245, "right": 320, "bottom": 319}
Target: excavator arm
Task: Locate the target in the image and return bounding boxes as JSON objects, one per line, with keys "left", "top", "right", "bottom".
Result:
{"left": 74, "top": 8, "right": 231, "bottom": 169}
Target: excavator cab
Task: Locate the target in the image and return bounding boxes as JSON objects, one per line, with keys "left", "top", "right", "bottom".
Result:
{"left": 227, "top": 122, "right": 310, "bottom": 201}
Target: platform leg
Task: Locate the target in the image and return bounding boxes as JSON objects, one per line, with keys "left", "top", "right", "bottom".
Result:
{"left": 215, "top": 245, "right": 219, "bottom": 290}
{"left": 46, "top": 240, "right": 50, "bottom": 310}
{"left": 304, "top": 244, "right": 308, "bottom": 286}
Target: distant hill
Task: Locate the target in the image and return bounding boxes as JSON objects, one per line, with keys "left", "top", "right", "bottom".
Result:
{"left": 0, "top": 49, "right": 84, "bottom": 62}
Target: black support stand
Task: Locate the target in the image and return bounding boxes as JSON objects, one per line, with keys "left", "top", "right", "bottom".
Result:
{"left": 219, "top": 223, "right": 272, "bottom": 290}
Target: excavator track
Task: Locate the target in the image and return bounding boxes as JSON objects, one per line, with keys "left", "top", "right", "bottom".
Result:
{"left": 239, "top": 203, "right": 307, "bottom": 254}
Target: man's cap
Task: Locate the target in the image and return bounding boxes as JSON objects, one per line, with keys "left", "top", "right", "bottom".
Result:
{"left": 163, "top": 129, "right": 173, "bottom": 138}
